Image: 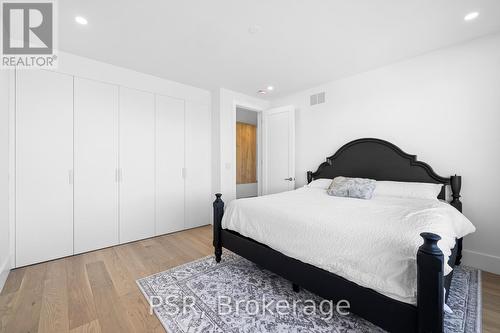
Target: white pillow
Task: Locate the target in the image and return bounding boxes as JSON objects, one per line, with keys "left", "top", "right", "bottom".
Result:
{"left": 373, "top": 181, "right": 442, "bottom": 200}
{"left": 306, "top": 178, "right": 332, "bottom": 189}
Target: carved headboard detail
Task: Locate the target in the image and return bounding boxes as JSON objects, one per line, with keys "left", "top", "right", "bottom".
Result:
{"left": 306, "top": 138, "right": 462, "bottom": 211}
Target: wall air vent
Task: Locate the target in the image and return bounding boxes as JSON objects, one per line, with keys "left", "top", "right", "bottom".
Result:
{"left": 310, "top": 92, "right": 325, "bottom": 106}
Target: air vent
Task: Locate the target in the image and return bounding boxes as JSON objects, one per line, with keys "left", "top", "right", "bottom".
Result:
{"left": 310, "top": 92, "right": 325, "bottom": 106}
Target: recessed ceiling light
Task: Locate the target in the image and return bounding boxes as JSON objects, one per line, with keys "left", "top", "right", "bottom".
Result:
{"left": 75, "top": 16, "right": 88, "bottom": 25}
{"left": 267, "top": 86, "right": 274, "bottom": 91}
{"left": 464, "top": 12, "right": 479, "bottom": 22}
{"left": 257, "top": 89, "right": 267, "bottom": 95}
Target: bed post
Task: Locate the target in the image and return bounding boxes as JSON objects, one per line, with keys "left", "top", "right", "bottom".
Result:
{"left": 306, "top": 171, "right": 313, "bottom": 184}
{"left": 417, "top": 232, "right": 444, "bottom": 333}
{"left": 450, "top": 175, "right": 463, "bottom": 265}
{"left": 450, "top": 175, "right": 462, "bottom": 212}
{"left": 213, "top": 193, "right": 224, "bottom": 263}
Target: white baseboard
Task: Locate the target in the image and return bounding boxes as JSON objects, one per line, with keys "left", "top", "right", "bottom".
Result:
{"left": 462, "top": 249, "right": 500, "bottom": 275}
{"left": 0, "top": 257, "right": 11, "bottom": 293}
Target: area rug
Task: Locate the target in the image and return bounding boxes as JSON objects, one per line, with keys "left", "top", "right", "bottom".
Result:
{"left": 137, "top": 251, "right": 481, "bottom": 333}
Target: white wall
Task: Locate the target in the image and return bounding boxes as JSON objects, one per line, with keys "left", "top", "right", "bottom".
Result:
{"left": 0, "top": 70, "right": 11, "bottom": 291}
{"left": 272, "top": 33, "right": 500, "bottom": 274}
{"left": 55, "top": 51, "right": 210, "bottom": 103}
{"left": 236, "top": 183, "right": 259, "bottom": 199}
{"left": 236, "top": 107, "right": 258, "bottom": 125}
{"left": 216, "top": 89, "right": 270, "bottom": 203}
{"left": 211, "top": 88, "right": 221, "bottom": 203}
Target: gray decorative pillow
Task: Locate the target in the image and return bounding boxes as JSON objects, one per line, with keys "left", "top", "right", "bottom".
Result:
{"left": 327, "top": 176, "right": 376, "bottom": 199}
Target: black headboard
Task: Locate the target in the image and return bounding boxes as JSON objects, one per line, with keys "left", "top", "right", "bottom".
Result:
{"left": 306, "top": 138, "right": 462, "bottom": 211}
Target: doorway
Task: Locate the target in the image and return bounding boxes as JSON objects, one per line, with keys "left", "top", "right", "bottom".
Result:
{"left": 235, "top": 106, "right": 260, "bottom": 198}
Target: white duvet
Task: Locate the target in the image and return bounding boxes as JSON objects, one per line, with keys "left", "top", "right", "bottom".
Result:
{"left": 222, "top": 187, "right": 475, "bottom": 304}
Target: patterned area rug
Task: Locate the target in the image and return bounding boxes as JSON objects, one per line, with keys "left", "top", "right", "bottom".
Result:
{"left": 137, "top": 251, "right": 481, "bottom": 333}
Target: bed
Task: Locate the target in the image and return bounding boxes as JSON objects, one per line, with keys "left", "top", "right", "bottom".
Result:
{"left": 213, "top": 138, "right": 473, "bottom": 333}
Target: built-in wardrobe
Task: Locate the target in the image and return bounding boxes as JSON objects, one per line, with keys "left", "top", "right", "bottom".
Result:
{"left": 14, "top": 69, "right": 211, "bottom": 267}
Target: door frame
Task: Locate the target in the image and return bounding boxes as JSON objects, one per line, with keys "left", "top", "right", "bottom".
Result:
{"left": 8, "top": 69, "right": 16, "bottom": 268}
{"left": 261, "top": 105, "right": 295, "bottom": 195}
{"left": 233, "top": 103, "right": 263, "bottom": 197}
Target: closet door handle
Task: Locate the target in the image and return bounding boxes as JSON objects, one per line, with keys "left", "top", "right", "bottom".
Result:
{"left": 182, "top": 167, "right": 187, "bottom": 179}
{"left": 68, "top": 170, "right": 74, "bottom": 185}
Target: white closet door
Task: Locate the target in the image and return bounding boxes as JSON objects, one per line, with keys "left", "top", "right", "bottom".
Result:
{"left": 119, "top": 87, "right": 155, "bottom": 243}
{"left": 156, "top": 95, "right": 185, "bottom": 235}
{"left": 185, "top": 100, "right": 211, "bottom": 229}
{"left": 74, "top": 78, "right": 119, "bottom": 253}
{"left": 16, "top": 70, "right": 74, "bottom": 267}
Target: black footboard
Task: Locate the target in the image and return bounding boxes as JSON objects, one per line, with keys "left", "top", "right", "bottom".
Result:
{"left": 213, "top": 193, "right": 449, "bottom": 333}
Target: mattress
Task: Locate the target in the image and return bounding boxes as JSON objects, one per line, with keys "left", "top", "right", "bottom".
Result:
{"left": 221, "top": 187, "right": 476, "bottom": 304}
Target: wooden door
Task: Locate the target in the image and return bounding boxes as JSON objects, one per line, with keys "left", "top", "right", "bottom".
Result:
{"left": 236, "top": 122, "right": 257, "bottom": 184}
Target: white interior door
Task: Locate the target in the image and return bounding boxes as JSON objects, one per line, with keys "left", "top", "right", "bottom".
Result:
{"left": 74, "top": 78, "right": 119, "bottom": 253}
{"left": 16, "top": 70, "right": 74, "bottom": 266}
{"left": 185, "top": 100, "right": 211, "bottom": 229}
{"left": 262, "top": 105, "right": 295, "bottom": 195}
{"left": 119, "top": 87, "right": 155, "bottom": 243}
{"left": 156, "top": 95, "right": 185, "bottom": 234}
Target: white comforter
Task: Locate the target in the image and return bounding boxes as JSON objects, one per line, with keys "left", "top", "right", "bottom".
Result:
{"left": 222, "top": 187, "right": 475, "bottom": 304}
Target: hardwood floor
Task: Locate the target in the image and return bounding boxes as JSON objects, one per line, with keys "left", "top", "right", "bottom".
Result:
{"left": 483, "top": 271, "right": 500, "bottom": 332}
{"left": 0, "top": 225, "right": 499, "bottom": 332}
{"left": 0, "top": 226, "right": 213, "bottom": 333}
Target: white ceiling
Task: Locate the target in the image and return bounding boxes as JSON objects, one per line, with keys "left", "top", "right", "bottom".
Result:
{"left": 59, "top": 0, "right": 500, "bottom": 98}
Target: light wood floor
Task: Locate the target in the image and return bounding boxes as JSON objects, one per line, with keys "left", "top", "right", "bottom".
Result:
{"left": 0, "top": 225, "right": 499, "bottom": 333}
